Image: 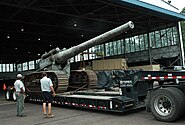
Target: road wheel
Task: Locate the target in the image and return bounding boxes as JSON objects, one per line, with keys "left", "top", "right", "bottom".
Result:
{"left": 150, "top": 87, "right": 185, "bottom": 122}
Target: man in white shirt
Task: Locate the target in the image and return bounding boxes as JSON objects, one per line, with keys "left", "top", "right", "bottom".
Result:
{"left": 14, "top": 74, "right": 26, "bottom": 117}
{"left": 40, "top": 72, "right": 56, "bottom": 118}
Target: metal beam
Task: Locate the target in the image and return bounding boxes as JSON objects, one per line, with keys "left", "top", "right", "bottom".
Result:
{"left": 0, "top": 1, "right": 120, "bottom": 25}
{"left": 6, "top": 0, "right": 38, "bottom": 20}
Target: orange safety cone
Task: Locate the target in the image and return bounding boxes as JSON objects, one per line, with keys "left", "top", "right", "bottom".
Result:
{"left": 3, "top": 83, "right": 6, "bottom": 90}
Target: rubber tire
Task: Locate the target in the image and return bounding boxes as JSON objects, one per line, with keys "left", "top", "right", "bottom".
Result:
{"left": 12, "top": 91, "right": 17, "bottom": 101}
{"left": 5, "top": 90, "right": 13, "bottom": 101}
{"left": 168, "top": 87, "right": 185, "bottom": 118}
{"left": 24, "top": 94, "right": 30, "bottom": 103}
{"left": 145, "top": 90, "right": 154, "bottom": 112}
{"left": 149, "top": 87, "right": 185, "bottom": 122}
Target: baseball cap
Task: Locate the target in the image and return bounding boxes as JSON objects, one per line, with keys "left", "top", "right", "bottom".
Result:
{"left": 17, "top": 74, "right": 22, "bottom": 78}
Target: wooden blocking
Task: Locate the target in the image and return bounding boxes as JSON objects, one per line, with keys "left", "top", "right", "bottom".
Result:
{"left": 92, "top": 58, "right": 128, "bottom": 70}
{"left": 129, "top": 64, "right": 160, "bottom": 71}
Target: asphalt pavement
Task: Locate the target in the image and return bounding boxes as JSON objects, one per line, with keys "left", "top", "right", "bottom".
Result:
{"left": 0, "top": 91, "right": 185, "bottom": 125}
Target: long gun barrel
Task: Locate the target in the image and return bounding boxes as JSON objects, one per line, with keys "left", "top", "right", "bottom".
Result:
{"left": 39, "top": 21, "right": 134, "bottom": 68}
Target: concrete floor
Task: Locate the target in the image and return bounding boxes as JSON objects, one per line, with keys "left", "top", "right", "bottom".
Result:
{"left": 0, "top": 91, "right": 185, "bottom": 125}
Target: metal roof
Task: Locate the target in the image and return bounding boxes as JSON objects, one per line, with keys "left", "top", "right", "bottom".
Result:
{"left": 115, "top": 0, "right": 185, "bottom": 21}
{"left": 120, "top": 0, "right": 185, "bottom": 21}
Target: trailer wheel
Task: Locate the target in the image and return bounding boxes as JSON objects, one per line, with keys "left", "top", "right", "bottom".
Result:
{"left": 12, "top": 91, "right": 17, "bottom": 101}
{"left": 24, "top": 94, "right": 30, "bottom": 103}
{"left": 5, "top": 90, "right": 12, "bottom": 101}
{"left": 150, "top": 87, "right": 185, "bottom": 122}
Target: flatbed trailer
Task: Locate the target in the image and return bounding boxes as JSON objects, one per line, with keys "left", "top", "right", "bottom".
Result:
{"left": 26, "top": 70, "right": 185, "bottom": 122}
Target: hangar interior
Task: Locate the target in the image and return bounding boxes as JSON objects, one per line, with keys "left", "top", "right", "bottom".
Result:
{"left": 0, "top": 0, "right": 185, "bottom": 77}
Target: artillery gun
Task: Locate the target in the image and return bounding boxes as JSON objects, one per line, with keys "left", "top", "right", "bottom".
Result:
{"left": 24, "top": 21, "right": 134, "bottom": 95}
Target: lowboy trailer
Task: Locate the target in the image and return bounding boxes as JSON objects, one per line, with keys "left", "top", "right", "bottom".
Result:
{"left": 26, "top": 70, "right": 185, "bottom": 122}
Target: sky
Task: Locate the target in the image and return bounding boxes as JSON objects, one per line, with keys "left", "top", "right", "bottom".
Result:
{"left": 140, "top": 0, "right": 185, "bottom": 12}
{"left": 170, "top": 0, "right": 185, "bottom": 11}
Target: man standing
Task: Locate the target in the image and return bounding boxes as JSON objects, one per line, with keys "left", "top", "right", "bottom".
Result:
{"left": 40, "top": 72, "right": 56, "bottom": 118}
{"left": 14, "top": 74, "right": 26, "bottom": 117}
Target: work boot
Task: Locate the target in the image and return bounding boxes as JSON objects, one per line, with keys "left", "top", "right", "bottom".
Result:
{"left": 19, "top": 114, "right": 27, "bottom": 117}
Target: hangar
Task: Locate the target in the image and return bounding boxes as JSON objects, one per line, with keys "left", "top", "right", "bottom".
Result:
{"left": 1, "top": 1, "right": 185, "bottom": 122}
{"left": 0, "top": 0, "right": 185, "bottom": 73}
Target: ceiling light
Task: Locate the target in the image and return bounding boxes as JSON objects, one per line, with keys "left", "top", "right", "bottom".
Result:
{"left": 74, "top": 21, "right": 77, "bottom": 27}
{"left": 21, "top": 27, "right": 24, "bottom": 32}
{"left": 50, "top": 44, "right": 52, "bottom": 47}
{"left": 38, "top": 37, "right": 41, "bottom": 41}
{"left": 7, "top": 34, "right": 10, "bottom": 39}
{"left": 28, "top": 52, "right": 30, "bottom": 54}
{"left": 15, "top": 47, "right": 17, "bottom": 50}
{"left": 38, "top": 54, "right": 40, "bottom": 56}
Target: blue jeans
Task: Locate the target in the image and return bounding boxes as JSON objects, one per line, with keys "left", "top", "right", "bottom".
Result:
{"left": 15, "top": 92, "right": 25, "bottom": 116}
